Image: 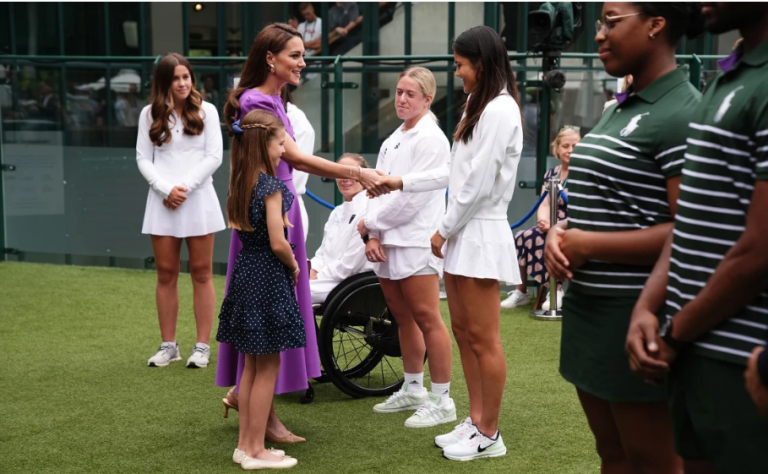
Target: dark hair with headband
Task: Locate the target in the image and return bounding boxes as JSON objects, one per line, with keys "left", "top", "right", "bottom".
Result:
{"left": 227, "top": 110, "right": 286, "bottom": 231}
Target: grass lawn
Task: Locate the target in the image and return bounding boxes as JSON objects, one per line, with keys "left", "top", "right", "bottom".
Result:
{"left": 0, "top": 262, "right": 598, "bottom": 473}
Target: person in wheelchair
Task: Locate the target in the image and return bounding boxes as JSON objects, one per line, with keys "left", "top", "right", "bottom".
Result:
{"left": 309, "top": 153, "right": 374, "bottom": 304}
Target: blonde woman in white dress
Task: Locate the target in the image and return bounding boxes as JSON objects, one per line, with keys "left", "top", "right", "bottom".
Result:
{"left": 374, "top": 27, "right": 523, "bottom": 461}
{"left": 136, "top": 53, "right": 226, "bottom": 369}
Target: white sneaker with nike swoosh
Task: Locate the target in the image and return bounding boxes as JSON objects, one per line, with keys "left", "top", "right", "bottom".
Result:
{"left": 442, "top": 429, "right": 506, "bottom": 461}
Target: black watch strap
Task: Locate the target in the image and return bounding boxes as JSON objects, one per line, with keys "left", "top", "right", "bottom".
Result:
{"left": 362, "top": 234, "right": 370, "bottom": 243}
{"left": 659, "top": 319, "right": 688, "bottom": 353}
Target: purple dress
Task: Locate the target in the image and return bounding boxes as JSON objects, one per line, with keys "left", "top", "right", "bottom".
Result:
{"left": 215, "top": 90, "right": 321, "bottom": 394}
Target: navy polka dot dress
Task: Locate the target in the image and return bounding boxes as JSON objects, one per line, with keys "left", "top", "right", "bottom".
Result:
{"left": 216, "top": 173, "right": 307, "bottom": 356}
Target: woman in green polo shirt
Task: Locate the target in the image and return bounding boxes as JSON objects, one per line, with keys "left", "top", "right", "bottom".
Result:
{"left": 545, "top": 3, "right": 704, "bottom": 473}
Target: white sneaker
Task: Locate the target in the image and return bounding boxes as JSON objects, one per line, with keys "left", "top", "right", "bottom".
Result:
{"left": 186, "top": 343, "right": 210, "bottom": 368}
{"left": 373, "top": 388, "right": 428, "bottom": 413}
{"left": 500, "top": 290, "right": 529, "bottom": 309}
{"left": 442, "top": 430, "right": 507, "bottom": 461}
{"left": 147, "top": 342, "right": 181, "bottom": 367}
{"left": 542, "top": 289, "right": 564, "bottom": 311}
{"left": 435, "top": 417, "right": 477, "bottom": 448}
{"left": 404, "top": 395, "right": 457, "bottom": 428}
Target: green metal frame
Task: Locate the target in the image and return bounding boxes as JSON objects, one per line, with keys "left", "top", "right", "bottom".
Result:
{"left": 0, "top": 0, "right": 725, "bottom": 268}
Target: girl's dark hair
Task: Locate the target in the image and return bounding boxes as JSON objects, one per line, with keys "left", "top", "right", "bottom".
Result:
{"left": 452, "top": 26, "right": 521, "bottom": 144}
{"left": 633, "top": 3, "right": 705, "bottom": 45}
{"left": 224, "top": 23, "right": 301, "bottom": 136}
{"left": 148, "top": 53, "right": 205, "bottom": 146}
{"left": 227, "top": 110, "right": 285, "bottom": 232}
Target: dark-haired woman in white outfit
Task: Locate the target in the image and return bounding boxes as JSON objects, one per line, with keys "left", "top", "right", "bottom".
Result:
{"left": 375, "top": 26, "right": 523, "bottom": 461}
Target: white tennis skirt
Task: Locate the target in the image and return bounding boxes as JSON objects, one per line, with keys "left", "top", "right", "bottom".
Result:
{"left": 375, "top": 246, "right": 443, "bottom": 281}
{"left": 444, "top": 218, "right": 521, "bottom": 283}
{"left": 141, "top": 183, "right": 226, "bottom": 238}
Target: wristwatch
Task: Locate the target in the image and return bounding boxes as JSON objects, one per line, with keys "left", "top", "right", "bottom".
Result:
{"left": 362, "top": 234, "right": 370, "bottom": 244}
{"left": 658, "top": 318, "right": 687, "bottom": 353}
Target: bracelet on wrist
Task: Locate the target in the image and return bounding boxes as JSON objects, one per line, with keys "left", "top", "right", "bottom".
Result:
{"left": 358, "top": 165, "right": 363, "bottom": 180}
{"left": 291, "top": 267, "right": 300, "bottom": 274}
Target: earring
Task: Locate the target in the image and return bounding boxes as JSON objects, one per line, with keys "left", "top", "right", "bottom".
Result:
{"left": 649, "top": 34, "right": 655, "bottom": 39}
{"left": 269, "top": 64, "right": 275, "bottom": 73}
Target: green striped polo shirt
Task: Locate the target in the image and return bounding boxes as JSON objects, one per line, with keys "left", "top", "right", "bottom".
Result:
{"left": 666, "top": 39, "right": 768, "bottom": 365}
{"left": 567, "top": 67, "right": 702, "bottom": 297}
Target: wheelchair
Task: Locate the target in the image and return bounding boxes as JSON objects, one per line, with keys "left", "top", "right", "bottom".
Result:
{"left": 305, "top": 271, "right": 407, "bottom": 402}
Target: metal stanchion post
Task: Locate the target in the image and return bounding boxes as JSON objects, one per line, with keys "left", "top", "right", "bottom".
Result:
{"left": 530, "top": 176, "right": 563, "bottom": 321}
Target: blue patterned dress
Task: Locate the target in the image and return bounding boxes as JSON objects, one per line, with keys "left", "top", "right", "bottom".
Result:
{"left": 216, "top": 173, "right": 307, "bottom": 356}
{"left": 514, "top": 166, "right": 568, "bottom": 285}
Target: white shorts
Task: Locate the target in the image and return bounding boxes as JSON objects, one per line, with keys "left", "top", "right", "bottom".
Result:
{"left": 374, "top": 246, "right": 443, "bottom": 281}
{"left": 310, "top": 277, "right": 339, "bottom": 305}
{"left": 444, "top": 219, "right": 520, "bottom": 283}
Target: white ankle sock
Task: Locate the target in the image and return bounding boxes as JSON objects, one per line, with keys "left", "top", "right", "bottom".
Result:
{"left": 431, "top": 381, "right": 450, "bottom": 404}
{"left": 163, "top": 341, "right": 176, "bottom": 346}
{"left": 403, "top": 372, "right": 424, "bottom": 393}
{"left": 195, "top": 342, "right": 210, "bottom": 350}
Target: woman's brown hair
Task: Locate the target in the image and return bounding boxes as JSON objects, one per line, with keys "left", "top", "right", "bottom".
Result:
{"left": 452, "top": 26, "right": 521, "bottom": 144}
{"left": 223, "top": 23, "right": 301, "bottom": 136}
{"left": 227, "top": 110, "right": 286, "bottom": 232}
{"left": 148, "top": 53, "right": 205, "bottom": 146}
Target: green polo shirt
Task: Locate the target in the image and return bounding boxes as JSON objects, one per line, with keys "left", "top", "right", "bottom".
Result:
{"left": 567, "top": 67, "right": 702, "bottom": 297}
{"left": 666, "top": 38, "right": 768, "bottom": 365}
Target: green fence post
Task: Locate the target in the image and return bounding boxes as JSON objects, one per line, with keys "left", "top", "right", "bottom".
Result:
{"left": 537, "top": 85, "right": 551, "bottom": 194}
{"left": 690, "top": 54, "right": 702, "bottom": 90}
{"left": 404, "top": 2, "right": 412, "bottom": 60}
{"left": 182, "top": 3, "right": 189, "bottom": 56}
{"left": 104, "top": 2, "right": 111, "bottom": 57}
{"left": 334, "top": 57, "right": 343, "bottom": 206}
{"left": 446, "top": 3, "right": 455, "bottom": 141}
{"left": 321, "top": 2, "right": 330, "bottom": 151}
{"left": 484, "top": 2, "right": 499, "bottom": 31}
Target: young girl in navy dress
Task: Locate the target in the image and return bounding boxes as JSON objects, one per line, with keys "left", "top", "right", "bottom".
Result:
{"left": 216, "top": 109, "right": 304, "bottom": 470}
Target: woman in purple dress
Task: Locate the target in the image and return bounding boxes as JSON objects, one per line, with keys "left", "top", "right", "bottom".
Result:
{"left": 216, "top": 23, "right": 382, "bottom": 443}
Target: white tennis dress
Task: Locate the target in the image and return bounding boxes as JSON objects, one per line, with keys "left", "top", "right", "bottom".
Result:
{"left": 400, "top": 90, "right": 523, "bottom": 283}
{"left": 366, "top": 114, "right": 450, "bottom": 281}
{"left": 136, "top": 101, "right": 226, "bottom": 238}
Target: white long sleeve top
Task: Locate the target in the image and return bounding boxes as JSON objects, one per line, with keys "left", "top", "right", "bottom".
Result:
{"left": 365, "top": 114, "right": 450, "bottom": 247}
{"left": 310, "top": 191, "right": 373, "bottom": 281}
{"left": 401, "top": 90, "right": 523, "bottom": 239}
{"left": 286, "top": 102, "right": 316, "bottom": 195}
{"left": 135, "top": 101, "right": 223, "bottom": 200}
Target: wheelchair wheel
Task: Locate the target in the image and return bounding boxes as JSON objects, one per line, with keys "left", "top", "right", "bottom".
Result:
{"left": 318, "top": 273, "right": 405, "bottom": 398}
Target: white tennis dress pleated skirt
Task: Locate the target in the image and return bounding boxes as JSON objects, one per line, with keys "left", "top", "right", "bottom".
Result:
{"left": 141, "top": 183, "right": 226, "bottom": 238}
{"left": 444, "top": 218, "right": 521, "bottom": 284}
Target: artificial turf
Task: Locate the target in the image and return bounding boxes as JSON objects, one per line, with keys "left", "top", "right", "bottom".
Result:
{"left": 0, "top": 261, "right": 598, "bottom": 473}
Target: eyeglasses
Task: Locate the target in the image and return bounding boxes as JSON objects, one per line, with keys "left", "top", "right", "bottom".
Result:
{"left": 561, "top": 125, "right": 581, "bottom": 132}
{"left": 595, "top": 12, "right": 641, "bottom": 35}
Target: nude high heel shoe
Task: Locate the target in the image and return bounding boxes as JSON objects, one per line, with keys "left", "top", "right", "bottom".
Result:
{"left": 222, "top": 387, "right": 239, "bottom": 418}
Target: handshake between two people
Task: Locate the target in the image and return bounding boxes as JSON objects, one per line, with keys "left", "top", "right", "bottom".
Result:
{"left": 356, "top": 173, "right": 447, "bottom": 263}
{"left": 358, "top": 170, "right": 403, "bottom": 198}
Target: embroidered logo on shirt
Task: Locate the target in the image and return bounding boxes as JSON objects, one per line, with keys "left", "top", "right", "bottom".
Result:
{"left": 714, "top": 86, "right": 744, "bottom": 123}
{"left": 620, "top": 113, "right": 650, "bottom": 137}
{"left": 394, "top": 143, "right": 400, "bottom": 150}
